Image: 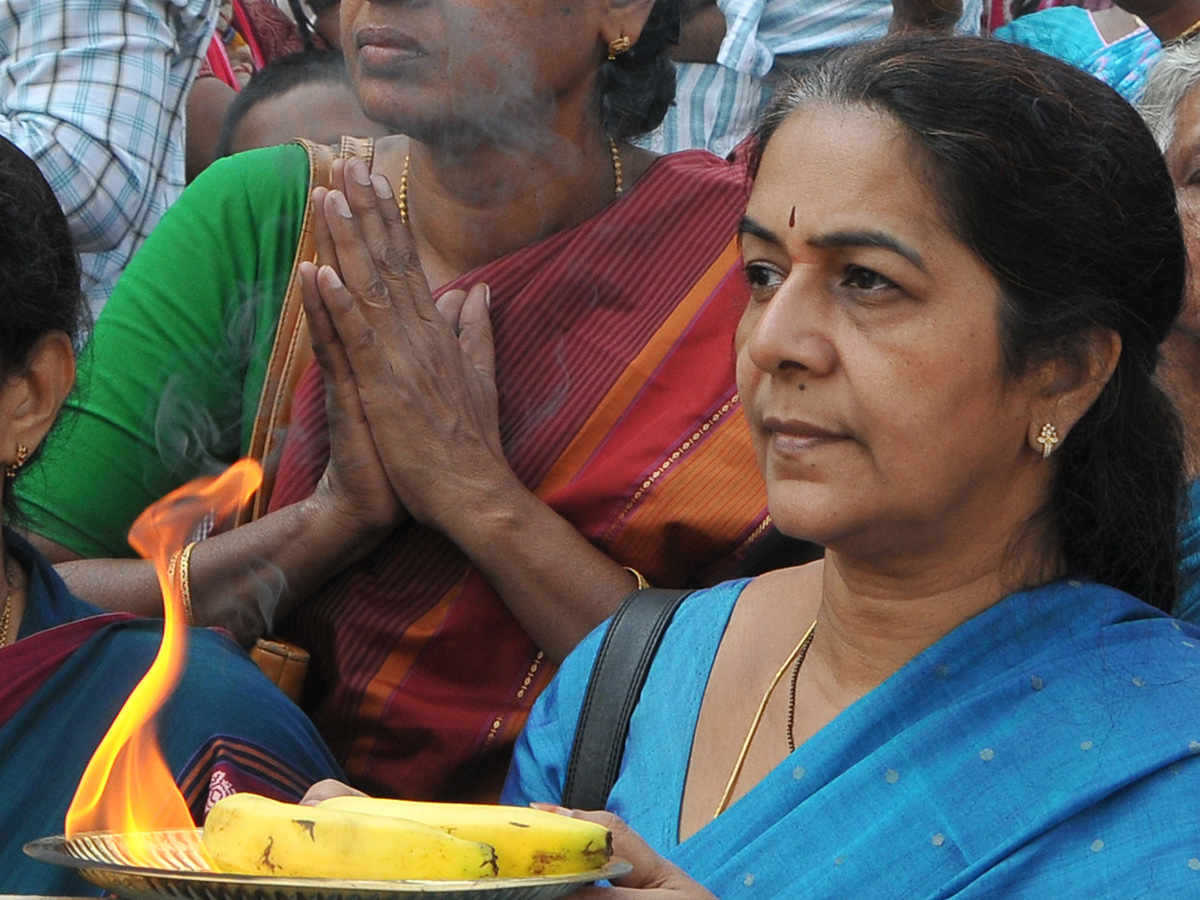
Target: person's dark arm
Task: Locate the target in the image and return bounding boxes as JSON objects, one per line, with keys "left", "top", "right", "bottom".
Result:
{"left": 671, "top": 1, "right": 728, "bottom": 63}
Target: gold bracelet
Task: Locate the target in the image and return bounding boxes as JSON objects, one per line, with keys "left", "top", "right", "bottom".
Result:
{"left": 176, "top": 541, "right": 198, "bottom": 626}
{"left": 623, "top": 566, "right": 650, "bottom": 590}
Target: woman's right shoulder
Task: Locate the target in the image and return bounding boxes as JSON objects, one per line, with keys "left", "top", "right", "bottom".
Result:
{"left": 22, "top": 144, "right": 320, "bottom": 559}
{"left": 100, "top": 142, "right": 315, "bottom": 325}
{"left": 561, "top": 579, "right": 753, "bottom": 682}
{"left": 118, "top": 142, "right": 314, "bottom": 290}
{"left": 503, "top": 579, "right": 754, "bottom": 806}
{"left": 185, "top": 142, "right": 313, "bottom": 208}
{"left": 91, "top": 142, "right": 315, "bottom": 355}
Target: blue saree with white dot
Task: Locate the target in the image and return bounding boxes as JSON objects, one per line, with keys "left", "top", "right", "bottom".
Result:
{"left": 505, "top": 577, "right": 1200, "bottom": 898}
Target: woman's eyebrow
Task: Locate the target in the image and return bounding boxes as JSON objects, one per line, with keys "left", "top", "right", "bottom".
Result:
{"left": 739, "top": 218, "right": 928, "bottom": 273}
{"left": 809, "top": 229, "right": 927, "bottom": 272}
{"left": 738, "top": 215, "right": 781, "bottom": 245}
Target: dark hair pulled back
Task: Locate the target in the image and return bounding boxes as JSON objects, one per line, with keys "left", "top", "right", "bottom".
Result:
{"left": 596, "top": 0, "right": 681, "bottom": 139}
{"left": 754, "top": 36, "right": 1187, "bottom": 611}
{"left": 0, "top": 136, "right": 84, "bottom": 513}
{"left": 0, "top": 136, "right": 83, "bottom": 373}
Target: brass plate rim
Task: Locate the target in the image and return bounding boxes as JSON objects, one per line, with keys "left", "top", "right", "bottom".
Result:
{"left": 23, "top": 830, "right": 632, "bottom": 895}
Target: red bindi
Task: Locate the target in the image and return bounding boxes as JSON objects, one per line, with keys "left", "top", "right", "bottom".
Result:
{"left": 789, "top": 206, "right": 796, "bottom": 228}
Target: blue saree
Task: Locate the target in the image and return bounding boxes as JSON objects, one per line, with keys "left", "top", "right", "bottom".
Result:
{"left": 505, "top": 577, "right": 1200, "bottom": 898}
{"left": 994, "top": 7, "right": 1162, "bottom": 103}
{"left": 0, "top": 530, "right": 341, "bottom": 895}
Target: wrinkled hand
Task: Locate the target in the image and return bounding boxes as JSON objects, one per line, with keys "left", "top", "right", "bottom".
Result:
{"left": 889, "top": 0, "right": 961, "bottom": 33}
{"left": 544, "top": 809, "right": 718, "bottom": 900}
{"left": 303, "top": 154, "right": 512, "bottom": 533}
{"left": 299, "top": 218, "right": 404, "bottom": 547}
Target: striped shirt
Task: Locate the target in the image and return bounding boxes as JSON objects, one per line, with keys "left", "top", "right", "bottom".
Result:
{"left": 0, "top": 0, "right": 217, "bottom": 321}
{"left": 639, "top": 0, "right": 985, "bottom": 157}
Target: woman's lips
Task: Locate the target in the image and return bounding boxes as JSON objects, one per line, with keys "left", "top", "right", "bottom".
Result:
{"left": 762, "top": 416, "right": 845, "bottom": 454}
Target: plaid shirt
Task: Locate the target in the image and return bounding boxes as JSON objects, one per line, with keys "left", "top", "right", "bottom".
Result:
{"left": 0, "top": 0, "right": 217, "bottom": 320}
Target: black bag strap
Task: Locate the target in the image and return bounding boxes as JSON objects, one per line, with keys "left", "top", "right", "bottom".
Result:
{"left": 561, "top": 587, "right": 691, "bottom": 810}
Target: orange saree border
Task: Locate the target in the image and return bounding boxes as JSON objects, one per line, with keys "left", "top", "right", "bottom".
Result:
{"left": 535, "top": 237, "right": 744, "bottom": 499}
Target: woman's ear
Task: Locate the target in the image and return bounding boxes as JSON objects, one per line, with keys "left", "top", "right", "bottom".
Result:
{"left": 1026, "top": 327, "right": 1121, "bottom": 457}
{"left": 0, "top": 331, "right": 76, "bottom": 467}
{"left": 600, "top": 0, "right": 657, "bottom": 50}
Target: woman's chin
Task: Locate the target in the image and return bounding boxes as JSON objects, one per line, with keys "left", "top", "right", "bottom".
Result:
{"left": 764, "top": 485, "right": 849, "bottom": 548}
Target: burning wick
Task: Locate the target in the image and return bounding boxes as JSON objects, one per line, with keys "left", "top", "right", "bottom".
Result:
{"left": 64, "top": 460, "right": 262, "bottom": 865}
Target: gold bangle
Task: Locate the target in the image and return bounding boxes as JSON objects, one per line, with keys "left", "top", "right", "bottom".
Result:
{"left": 176, "top": 541, "right": 198, "bottom": 626}
{"left": 623, "top": 566, "right": 650, "bottom": 590}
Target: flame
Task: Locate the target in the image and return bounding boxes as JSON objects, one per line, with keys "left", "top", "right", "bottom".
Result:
{"left": 65, "top": 459, "right": 262, "bottom": 860}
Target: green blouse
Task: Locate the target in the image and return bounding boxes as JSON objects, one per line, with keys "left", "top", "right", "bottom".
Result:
{"left": 17, "top": 144, "right": 312, "bottom": 557}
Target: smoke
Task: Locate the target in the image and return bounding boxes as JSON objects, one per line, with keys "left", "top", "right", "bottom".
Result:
{"left": 149, "top": 275, "right": 292, "bottom": 640}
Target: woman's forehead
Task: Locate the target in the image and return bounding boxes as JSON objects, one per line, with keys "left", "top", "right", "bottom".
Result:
{"left": 748, "top": 106, "right": 941, "bottom": 230}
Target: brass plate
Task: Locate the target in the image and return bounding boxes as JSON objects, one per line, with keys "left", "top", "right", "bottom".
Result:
{"left": 24, "top": 831, "right": 631, "bottom": 900}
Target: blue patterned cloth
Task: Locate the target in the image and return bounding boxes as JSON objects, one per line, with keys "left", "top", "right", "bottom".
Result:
{"left": 995, "top": 7, "right": 1162, "bottom": 102}
{"left": 0, "top": 0, "right": 218, "bottom": 320}
{"left": 506, "top": 577, "right": 1200, "bottom": 898}
{"left": 0, "top": 529, "right": 340, "bottom": 895}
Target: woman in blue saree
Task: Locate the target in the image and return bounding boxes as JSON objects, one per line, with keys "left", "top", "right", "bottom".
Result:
{"left": 503, "top": 37, "right": 1200, "bottom": 899}
{"left": 0, "top": 136, "right": 341, "bottom": 894}
{"left": 993, "top": 6, "right": 1162, "bottom": 102}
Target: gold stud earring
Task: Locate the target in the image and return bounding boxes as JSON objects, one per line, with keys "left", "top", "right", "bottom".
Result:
{"left": 1036, "top": 423, "right": 1059, "bottom": 459}
{"left": 607, "top": 34, "right": 632, "bottom": 60}
{"left": 4, "top": 443, "right": 28, "bottom": 478}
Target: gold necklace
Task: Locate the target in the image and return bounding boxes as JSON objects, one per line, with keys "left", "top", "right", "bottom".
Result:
{"left": 398, "top": 137, "right": 623, "bottom": 225}
{"left": 786, "top": 623, "right": 817, "bottom": 752}
{"left": 0, "top": 556, "right": 15, "bottom": 647}
{"left": 713, "top": 619, "right": 817, "bottom": 819}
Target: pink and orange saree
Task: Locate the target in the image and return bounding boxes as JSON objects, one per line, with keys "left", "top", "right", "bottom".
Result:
{"left": 269, "top": 148, "right": 771, "bottom": 799}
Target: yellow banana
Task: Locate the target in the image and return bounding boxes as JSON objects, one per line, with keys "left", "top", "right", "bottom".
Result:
{"left": 319, "top": 796, "right": 612, "bottom": 877}
{"left": 203, "top": 793, "right": 499, "bottom": 880}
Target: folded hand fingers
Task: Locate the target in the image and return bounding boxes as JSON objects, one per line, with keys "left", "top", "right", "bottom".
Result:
{"left": 301, "top": 261, "right": 367, "bottom": 400}
{"left": 435, "top": 288, "right": 469, "bottom": 332}
{"left": 339, "top": 157, "right": 411, "bottom": 307}
{"left": 319, "top": 188, "right": 397, "bottom": 311}
{"left": 457, "top": 283, "right": 495, "bottom": 387}
{"left": 367, "top": 166, "right": 442, "bottom": 324}
{"left": 311, "top": 186, "right": 339, "bottom": 272}
{"left": 336, "top": 157, "right": 439, "bottom": 328}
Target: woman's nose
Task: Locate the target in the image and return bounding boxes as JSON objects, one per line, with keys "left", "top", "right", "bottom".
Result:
{"left": 742, "top": 269, "right": 837, "bottom": 380}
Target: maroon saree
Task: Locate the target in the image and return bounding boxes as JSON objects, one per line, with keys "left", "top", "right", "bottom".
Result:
{"left": 269, "top": 149, "right": 770, "bottom": 800}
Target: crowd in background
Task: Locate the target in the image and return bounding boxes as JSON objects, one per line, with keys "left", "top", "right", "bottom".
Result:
{"left": 3, "top": 0, "right": 1200, "bottom": 897}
